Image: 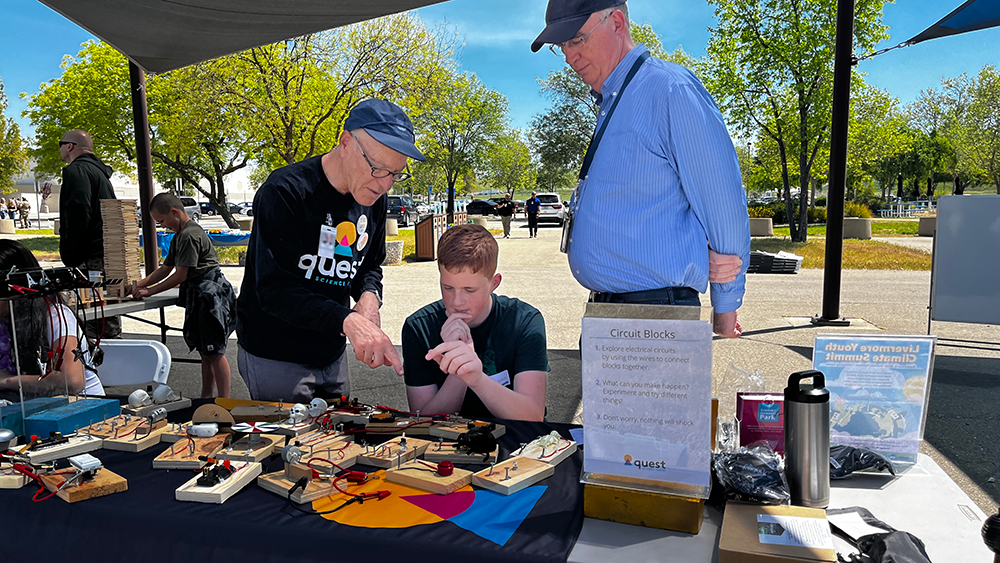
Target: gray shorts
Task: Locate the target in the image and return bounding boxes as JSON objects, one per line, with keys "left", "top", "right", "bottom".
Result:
{"left": 237, "top": 345, "right": 350, "bottom": 403}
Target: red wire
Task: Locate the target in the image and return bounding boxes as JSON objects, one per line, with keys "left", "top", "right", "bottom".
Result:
{"left": 541, "top": 441, "right": 573, "bottom": 458}
{"left": 345, "top": 420, "right": 434, "bottom": 435}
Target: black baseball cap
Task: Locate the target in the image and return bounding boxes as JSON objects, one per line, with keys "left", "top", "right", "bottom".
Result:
{"left": 343, "top": 99, "right": 426, "bottom": 162}
{"left": 531, "top": 0, "right": 623, "bottom": 53}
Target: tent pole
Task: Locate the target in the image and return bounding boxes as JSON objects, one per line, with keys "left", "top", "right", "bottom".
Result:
{"left": 129, "top": 62, "right": 158, "bottom": 276}
{"left": 813, "top": 0, "right": 854, "bottom": 327}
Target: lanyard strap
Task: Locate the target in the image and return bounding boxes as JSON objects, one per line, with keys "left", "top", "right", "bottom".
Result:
{"left": 578, "top": 51, "right": 650, "bottom": 181}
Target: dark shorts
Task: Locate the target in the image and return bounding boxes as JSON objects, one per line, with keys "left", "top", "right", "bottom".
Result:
{"left": 184, "top": 303, "right": 229, "bottom": 356}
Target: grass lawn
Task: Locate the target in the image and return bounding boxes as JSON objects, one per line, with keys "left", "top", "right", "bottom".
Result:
{"left": 771, "top": 221, "right": 920, "bottom": 238}
{"left": 751, "top": 238, "right": 931, "bottom": 270}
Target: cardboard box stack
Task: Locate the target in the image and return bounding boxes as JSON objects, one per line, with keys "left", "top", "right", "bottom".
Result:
{"left": 100, "top": 199, "right": 142, "bottom": 298}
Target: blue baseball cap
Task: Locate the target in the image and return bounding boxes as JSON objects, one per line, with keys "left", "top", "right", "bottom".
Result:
{"left": 344, "top": 99, "right": 425, "bottom": 162}
{"left": 531, "top": 0, "right": 624, "bottom": 53}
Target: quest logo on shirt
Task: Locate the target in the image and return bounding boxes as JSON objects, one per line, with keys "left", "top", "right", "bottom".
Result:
{"left": 298, "top": 217, "right": 369, "bottom": 286}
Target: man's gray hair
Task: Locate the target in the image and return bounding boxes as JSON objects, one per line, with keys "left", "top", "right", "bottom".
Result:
{"left": 601, "top": 3, "right": 629, "bottom": 24}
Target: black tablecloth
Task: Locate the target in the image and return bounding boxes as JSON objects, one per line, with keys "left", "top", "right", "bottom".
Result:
{"left": 1, "top": 400, "right": 584, "bottom": 563}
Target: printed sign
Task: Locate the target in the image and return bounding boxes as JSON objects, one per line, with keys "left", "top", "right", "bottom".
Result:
{"left": 813, "top": 335, "right": 936, "bottom": 465}
{"left": 581, "top": 317, "right": 713, "bottom": 490}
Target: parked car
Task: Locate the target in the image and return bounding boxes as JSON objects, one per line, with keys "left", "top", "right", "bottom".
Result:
{"left": 180, "top": 197, "right": 201, "bottom": 222}
{"left": 387, "top": 195, "right": 419, "bottom": 227}
{"left": 416, "top": 202, "right": 431, "bottom": 215}
{"left": 237, "top": 202, "right": 253, "bottom": 216}
{"left": 535, "top": 193, "right": 564, "bottom": 225}
{"left": 199, "top": 201, "right": 241, "bottom": 216}
{"left": 466, "top": 200, "right": 497, "bottom": 216}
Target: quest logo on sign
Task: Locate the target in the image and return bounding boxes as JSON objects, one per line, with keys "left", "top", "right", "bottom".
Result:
{"left": 298, "top": 218, "right": 369, "bottom": 287}
{"left": 624, "top": 454, "right": 668, "bottom": 470}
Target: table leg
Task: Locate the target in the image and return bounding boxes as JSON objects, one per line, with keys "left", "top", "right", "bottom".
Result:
{"left": 160, "top": 308, "right": 167, "bottom": 344}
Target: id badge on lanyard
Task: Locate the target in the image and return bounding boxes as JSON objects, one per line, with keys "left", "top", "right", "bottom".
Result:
{"left": 560, "top": 184, "right": 580, "bottom": 254}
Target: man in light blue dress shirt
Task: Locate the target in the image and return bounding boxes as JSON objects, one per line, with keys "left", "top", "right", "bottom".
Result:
{"left": 532, "top": 0, "right": 749, "bottom": 338}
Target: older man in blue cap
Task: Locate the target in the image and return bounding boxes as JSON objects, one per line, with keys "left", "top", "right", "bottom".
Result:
{"left": 237, "top": 99, "right": 425, "bottom": 402}
{"left": 533, "top": 1, "right": 750, "bottom": 338}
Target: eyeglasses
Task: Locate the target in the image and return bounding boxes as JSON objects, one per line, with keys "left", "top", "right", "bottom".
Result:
{"left": 352, "top": 133, "right": 411, "bottom": 183}
{"left": 549, "top": 11, "right": 612, "bottom": 56}
{"left": 58, "top": 141, "right": 76, "bottom": 147}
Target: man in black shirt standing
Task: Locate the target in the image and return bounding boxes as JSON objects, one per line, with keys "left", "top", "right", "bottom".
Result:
{"left": 58, "top": 129, "right": 121, "bottom": 338}
{"left": 237, "top": 99, "right": 425, "bottom": 402}
{"left": 495, "top": 194, "right": 515, "bottom": 239}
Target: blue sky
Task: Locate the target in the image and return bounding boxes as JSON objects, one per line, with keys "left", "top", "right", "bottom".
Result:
{"left": 1, "top": 0, "right": 999, "bottom": 138}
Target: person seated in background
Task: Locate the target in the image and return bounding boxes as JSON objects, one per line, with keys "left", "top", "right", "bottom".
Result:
{"left": 402, "top": 224, "right": 548, "bottom": 421}
{"left": 0, "top": 240, "right": 102, "bottom": 399}
{"left": 133, "top": 193, "right": 236, "bottom": 398}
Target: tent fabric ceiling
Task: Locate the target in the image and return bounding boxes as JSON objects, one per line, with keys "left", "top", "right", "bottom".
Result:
{"left": 908, "top": 0, "right": 1000, "bottom": 45}
{"left": 38, "top": 0, "right": 447, "bottom": 74}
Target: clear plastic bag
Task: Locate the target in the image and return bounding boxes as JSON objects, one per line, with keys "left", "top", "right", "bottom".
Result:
{"left": 712, "top": 444, "right": 790, "bottom": 504}
{"left": 715, "top": 363, "right": 765, "bottom": 452}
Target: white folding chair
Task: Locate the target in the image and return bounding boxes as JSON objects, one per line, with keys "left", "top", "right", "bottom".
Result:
{"left": 95, "top": 340, "right": 172, "bottom": 387}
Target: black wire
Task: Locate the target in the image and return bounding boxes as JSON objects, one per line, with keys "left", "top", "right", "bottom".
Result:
{"left": 285, "top": 484, "right": 359, "bottom": 516}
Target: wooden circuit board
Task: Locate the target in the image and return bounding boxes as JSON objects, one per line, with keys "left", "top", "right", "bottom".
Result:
{"left": 423, "top": 441, "right": 498, "bottom": 465}
{"left": 152, "top": 434, "right": 229, "bottom": 469}
{"left": 366, "top": 417, "right": 434, "bottom": 435}
{"left": 385, "top": 459, "right": 473, "bottom": 495}
{"left": 272, "top": 419, "right": 318, "bottom": 437}
{"left": 38, "top": 468, "right": 128, "bottom": 503}
{"left": 231, "top": 404, "right": 289, "bottom": 423}
{"left": 292, "top": 428, "right": 353, "bottom": 452}
{"left": 22, "top": 434, "right": 103, "bottom": 464}
{"left": 160, "top": 421, "right": 194, "bottom": 443}
{"left": 122, "top": 398, "right": 191, "bottom": 417}
{"left": 79, "top": 415, "right": 168, "bottom": 452}
{"left": 471, "top": 456, "right": 554, "bottom": 495}
{"left": 175, "top": 462, "right": 262, "bottom": 504}
{"left": 257, "top": 470, "right": 344, "bottom": 504}
{"left": 355, "top": 437, "right": 432, "bottom": 469}
{"left": 512, "top": 439, "right": 578, "bottom": 467}
{"left": 215, "top": 434, "right": 283, "bottom": 463}
{"left": 429, "top": 420, "right": 506, "bottom": 440}
{"left": 285, "top": 442, "right": 366, "bottom": 481}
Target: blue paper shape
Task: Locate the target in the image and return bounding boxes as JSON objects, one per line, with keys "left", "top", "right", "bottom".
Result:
{"left": 569, "top": 428, "right": 584, "bottom": 447}
{"left": 448, "top": 486, "right": 547, "bottom": 546}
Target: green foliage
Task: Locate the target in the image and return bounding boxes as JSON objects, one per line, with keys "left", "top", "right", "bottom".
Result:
{"left": 481, "top": 130, "right": 536, "bottom": 196}
{"left": 704, "top": 0, "right": 890, "bottom": 242}
{"left": 747, "top": 206, "right": 774, "bottom": 218}
{"left": 815, "top": 196, "right": 827, "bottom": 207}
{"left": 807, "top": 206, "right": 826, "bottom": 224}
{"left": 0, "top": 77, "right": 28, "bottom": 193}
{"left": 414, "top": 72, "right": 508, "bottom": 201}
{"left": 844, "top": 201, "right": 872, "bottom": 218}
{"left": 22, "top": 41, "right": 135, "bottom": 180}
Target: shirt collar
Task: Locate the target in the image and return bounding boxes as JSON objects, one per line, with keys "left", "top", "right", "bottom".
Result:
{"left": 590, "top": 44, "right": 648, "bottom": 106}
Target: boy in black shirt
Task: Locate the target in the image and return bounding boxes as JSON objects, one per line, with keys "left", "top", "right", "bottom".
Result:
{"left": 133, "top": 193, "right": 237, "bottom": 397}
{"left": 402, "top": 224, "right": 548, "bottom": 421}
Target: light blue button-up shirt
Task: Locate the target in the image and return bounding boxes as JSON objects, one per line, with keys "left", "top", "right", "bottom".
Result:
{"left": 567, "top": 45, "right": 749, "bottom": 313}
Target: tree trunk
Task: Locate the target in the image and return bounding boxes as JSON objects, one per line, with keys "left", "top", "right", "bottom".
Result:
{"left": 954, "top": 175, "right": 964, "bottom": 195}
{"left": 927, "top": 176, "right": 934, "bottom": 200}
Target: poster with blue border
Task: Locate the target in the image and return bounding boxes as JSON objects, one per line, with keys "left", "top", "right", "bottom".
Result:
{"left": 813, "top": 335, "right": 936, "bottom": 465}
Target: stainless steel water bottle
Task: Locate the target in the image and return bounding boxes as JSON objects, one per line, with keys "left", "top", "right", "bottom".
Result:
{"left": 784, "top": 370, "right": 830, "bottom": 508}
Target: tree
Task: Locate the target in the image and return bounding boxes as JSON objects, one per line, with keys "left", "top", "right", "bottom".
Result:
{"left": 147, "top": 64, "right": 256, "bottom": 228}
{"left": 848, "top": 83, "right": 910, "bottom": 199}
{"left": 22, "top": 41, "right": 135, "bottom": 180}
{"left": 414, "top": 72, "right": 507, "bottom": 212}
{"left": 482, "top": 130, "right": 536, "bottom": 196}
{"left": 0, "top": 77, "right": 29, "bottom": 193}
{"left": 219, "top": 14, "right": 457, "bottom": 171}
{"left": 23, "top": 41, "right": 254, "bottom": 228}
{"left": 962, "top": 65, "right": 1000, "bottom": 194}
{"left": 704, "top": 0, "right": 888, "bottom": 241}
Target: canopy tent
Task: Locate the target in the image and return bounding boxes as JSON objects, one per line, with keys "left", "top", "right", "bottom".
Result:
{"left": 818, "top": 0, "right": 1000, "bottom": 325}
{"left": 35, "top": 0, "right": 446, "bottom": 273}
{"left": 38, "top": 0, "right": 446, "bottom": 75}
{"left": 908, "top": 0, "right": 1000, "bottom": 45}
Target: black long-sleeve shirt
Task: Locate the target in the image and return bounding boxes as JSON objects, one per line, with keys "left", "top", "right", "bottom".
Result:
{"left": 59, "top": 153, "right": 116, "bottom": 267}
{"left": 236, "top": 156, "right": 386, "bottom": 367}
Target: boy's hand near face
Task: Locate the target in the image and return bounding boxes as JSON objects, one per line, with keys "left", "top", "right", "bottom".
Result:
{"left": 425, "top": 340, "right": 482, "bottom": 387}
{"left": 440, "top": 312, "right": 473, "bottom": 345}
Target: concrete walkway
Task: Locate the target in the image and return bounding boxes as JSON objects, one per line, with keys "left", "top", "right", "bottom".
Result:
{"left": 36, "top": 216, "right": 1000, "bottom": 514}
